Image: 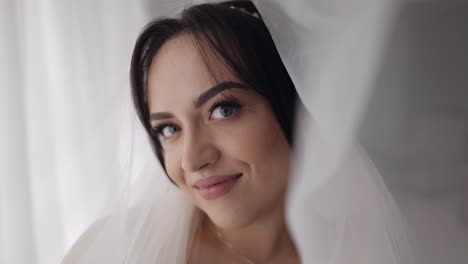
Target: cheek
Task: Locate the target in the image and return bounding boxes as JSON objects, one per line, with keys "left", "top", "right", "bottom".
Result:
{"left": 252, "top": 123, "right": 290, "bottom": 176}
{"left": 163, "top": 147, "right": 186, "bottom": 187}
{"left": 227, "top": 111, "right": 291, "bottom": 183}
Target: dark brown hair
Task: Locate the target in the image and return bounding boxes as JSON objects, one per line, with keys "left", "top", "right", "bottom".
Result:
{"left": 130, "top": 1, "right": 298, "bottom": 182}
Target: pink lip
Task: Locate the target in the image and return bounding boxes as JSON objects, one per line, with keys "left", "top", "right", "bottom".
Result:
{"left": 194, "top": 174, "right": 242, "bottom": 200}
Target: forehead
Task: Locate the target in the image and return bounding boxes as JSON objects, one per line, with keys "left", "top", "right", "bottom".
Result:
{"left": 147, "top": 34, "right": 228, "bottom": 113}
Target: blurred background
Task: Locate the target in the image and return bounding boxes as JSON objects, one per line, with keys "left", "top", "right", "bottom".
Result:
{"left": 360, "top": 2, "right": 468, "bottom": 263}
{"left": 1, "top": 0, "right": 467, "bottom": 263}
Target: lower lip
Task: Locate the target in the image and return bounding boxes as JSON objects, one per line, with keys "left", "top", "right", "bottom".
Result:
{"left": 197, "top": 175, "right": 242, "bottom": 200}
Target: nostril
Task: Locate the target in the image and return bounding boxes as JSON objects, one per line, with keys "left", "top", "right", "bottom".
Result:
{"left": 199, "top": 161, "right": 211, "bottom": 170}
{"left": 180, "top": 133, "right": 221, "bottom": 173}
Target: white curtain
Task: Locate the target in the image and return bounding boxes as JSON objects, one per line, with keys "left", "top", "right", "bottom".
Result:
{"left": 0, "top": 0, "right": 154, "bottom": 263}
{"left": 1, "top": 0, "right": 467, "bottom": 264}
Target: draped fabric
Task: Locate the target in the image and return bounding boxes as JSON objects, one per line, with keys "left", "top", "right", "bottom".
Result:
{"left": 1, "top": 1, "right": 151, "bottom": 263}
{"left": 1, "top": 0, "right": 467, "bottom": 263}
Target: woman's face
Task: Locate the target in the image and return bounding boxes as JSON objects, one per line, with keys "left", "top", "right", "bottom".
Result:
{"left": 147, "top": 34, "right": 291, "bottom": 228}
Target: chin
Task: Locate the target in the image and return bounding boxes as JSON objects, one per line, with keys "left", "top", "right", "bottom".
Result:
{"left": 203, "top": 206, "right": 254, "bottom": 230}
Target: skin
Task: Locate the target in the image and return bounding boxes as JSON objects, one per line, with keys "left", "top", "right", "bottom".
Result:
{"left": 147, "top": 34, "right": 299, "bottom": 263}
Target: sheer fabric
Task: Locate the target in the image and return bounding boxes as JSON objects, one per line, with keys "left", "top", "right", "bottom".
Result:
{"left": 1, "top": 0, "right": 467, "bottom": 263}
{"left": 0, "top": 1, "right": 151, "bottom": 263}
{"left": 62, "top": 0, "right": 421, "bottom": 263}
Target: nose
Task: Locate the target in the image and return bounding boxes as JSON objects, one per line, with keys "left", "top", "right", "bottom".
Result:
{"left": 181, "top": 125, "right": 220, "bottom": 173}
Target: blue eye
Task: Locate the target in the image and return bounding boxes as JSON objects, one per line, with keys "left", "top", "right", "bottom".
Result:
{"left": 154, "top": 123, "right": 180, "bottom": 139}
{"left": 209, "top": 100, "right": 241, "bottom": 120}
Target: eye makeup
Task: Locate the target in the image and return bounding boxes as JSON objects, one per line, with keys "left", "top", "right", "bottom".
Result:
{"left": 152, "top": 122, "right": 180, "bottom": 138}
{"left": 208, "top": 98, "right": 242, "bottom": 120}
{"left": 151, "top": 95, "right": 244, "bottom": 140}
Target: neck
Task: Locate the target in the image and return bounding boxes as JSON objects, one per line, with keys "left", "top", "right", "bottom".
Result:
{"left": 202, "top": 199, "right": 298, "bottom": 262}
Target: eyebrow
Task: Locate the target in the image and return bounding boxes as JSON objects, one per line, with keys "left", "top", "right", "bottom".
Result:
{"left": 150, "top": 81, "right": 248, "bottom": 122}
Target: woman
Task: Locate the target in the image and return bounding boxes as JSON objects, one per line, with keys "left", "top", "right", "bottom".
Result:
{"left": 63, "top": 1, "right": 413, "bottom": 263}
{"left": 64, "top": 1, "right": 301, "bottom": 263}
{"left": 130, "top": 1, "right": 300, "bottom": 263}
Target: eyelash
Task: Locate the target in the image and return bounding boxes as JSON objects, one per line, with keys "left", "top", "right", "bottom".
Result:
{"left": 208, "top": 99, "right": 242, "bottom": 118}
{"left": 152, "top": 122, "right": 178, "bottom": 137}
{"left": 152, "top": 98, "right": 242, "bottom": 138}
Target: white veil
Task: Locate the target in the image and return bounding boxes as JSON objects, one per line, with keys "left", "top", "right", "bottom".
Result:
{"left": 258, "top": 1, "right": 414, "bottom": 263}
{"left": 62, "top": 0, "right": 468, "bottom": 263}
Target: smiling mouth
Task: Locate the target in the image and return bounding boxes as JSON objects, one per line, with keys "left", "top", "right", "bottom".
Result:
{"left": 195, "top": 174, "right": 242, "bottom": 200}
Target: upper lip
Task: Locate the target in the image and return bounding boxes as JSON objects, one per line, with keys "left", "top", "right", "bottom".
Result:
{"left": 193, "top": 174, "right": 242, "bottom": 188}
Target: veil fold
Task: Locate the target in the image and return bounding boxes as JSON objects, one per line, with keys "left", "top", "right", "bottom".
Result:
{"left": 62, "top": 0, "right": 467, "bottom": 263}
{"left": 255, "top": 0, "right": 414, "bottom": 263}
